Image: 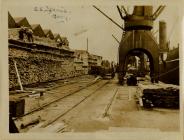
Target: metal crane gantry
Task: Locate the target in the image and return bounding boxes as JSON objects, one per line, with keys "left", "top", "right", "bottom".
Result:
{"left": 93, "top": 5, "right": 166, "bottom": 84}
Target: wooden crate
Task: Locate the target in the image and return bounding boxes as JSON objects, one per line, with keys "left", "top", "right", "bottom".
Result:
{"left": 9, "top": 97, "right": 25, "bottom": 117}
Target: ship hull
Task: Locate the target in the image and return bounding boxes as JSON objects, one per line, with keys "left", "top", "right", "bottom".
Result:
{"left": 159, "top": 47, "right": 179, "bottom": 85}
{"left": 159, "top": 60, "right": 179, "bottom": 85}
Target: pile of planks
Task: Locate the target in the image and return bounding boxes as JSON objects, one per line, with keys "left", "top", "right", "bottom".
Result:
{"left": 137, "top": 83, "right": 179, "bottom": 109}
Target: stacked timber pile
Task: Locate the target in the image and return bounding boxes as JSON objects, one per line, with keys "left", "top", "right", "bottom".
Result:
{"left": 8, "top": 28, "right": 19, "bottom": 40}
{"left": 137, "top": 83, "right": 179, "bottom": 109}
{"left": 33, "top": 36, "right": 57, "bottom": 47}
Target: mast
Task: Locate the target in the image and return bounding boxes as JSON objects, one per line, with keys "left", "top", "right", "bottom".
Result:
{"left": 87, "top": 37, "right": 88, "bottom": 52}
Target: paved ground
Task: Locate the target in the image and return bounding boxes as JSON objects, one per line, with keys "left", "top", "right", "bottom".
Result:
{"left": 57, "top": 79, "right": 179, "bottom": 133}
{"left": 12, "top": 75, "right": 180, "bottom": 138}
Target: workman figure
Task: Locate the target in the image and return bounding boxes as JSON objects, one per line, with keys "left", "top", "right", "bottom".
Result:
{"left": 18, "top": 26, "right": 26, "bottom": 41}
{"left": 26, "top": 28, "right": 34, "bottom": 42}
{"left": 151, "top": 73, "right": 155, "bottom": 83}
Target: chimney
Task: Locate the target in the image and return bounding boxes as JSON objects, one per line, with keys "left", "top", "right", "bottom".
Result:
{"left": 159, "top": 21, "right": 167, "bottom": 51}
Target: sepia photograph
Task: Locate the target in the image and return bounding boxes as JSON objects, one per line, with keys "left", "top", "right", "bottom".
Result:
{"left": 0, "top": 0, "right": 183, "bottom": 139}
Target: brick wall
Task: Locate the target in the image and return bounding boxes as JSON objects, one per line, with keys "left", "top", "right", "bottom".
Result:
{"left": 9, "top": 40, "right": 85, "bottom": 89}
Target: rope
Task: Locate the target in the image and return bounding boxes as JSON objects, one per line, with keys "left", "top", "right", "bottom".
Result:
{"left": 158, "top": 66, "right": 179, "bottom": 78}
{"left": 166, "top": 59, "right": 179, "bottom": 63}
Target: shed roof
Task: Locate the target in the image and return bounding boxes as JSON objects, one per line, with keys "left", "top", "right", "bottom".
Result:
{"left": 8, "top": 12, "right": 17, "bottom": 28}
{"left": 31, "top": 24, "right": 40, "bottom": 29}
{"left": 14, "top": 17, "right": 31, "bottom": 27}
{"left": 31, "top": 24, "right": 45, "bottom": 37}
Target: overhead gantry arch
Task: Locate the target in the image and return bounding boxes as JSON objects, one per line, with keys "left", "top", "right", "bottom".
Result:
{"left": 118, "top": 30, "right": 159, "bottom": 84}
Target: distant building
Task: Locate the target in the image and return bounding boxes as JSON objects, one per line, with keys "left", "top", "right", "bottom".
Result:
{"left": 74, "top": 50, "right": 89, "bottom": 74}
{"left": 14, "top": 17, "right": 31, "bottom": 28}
{"left": 74, "top": 50, "right": 102, "bottom": 74}
{"left": 43, "top": 29, "right": 54, "bottom": 40}
{"left": 96, "top": 55, "right": 103, "bottom": 66}
{"left": 8, "top": 12, "right": 17, "bottom": 28}
{"left": 31, "top": 24, "right": 45, "bottom": 37}
{"left": 88, "top": 54, "right": 102, "bottom": 67}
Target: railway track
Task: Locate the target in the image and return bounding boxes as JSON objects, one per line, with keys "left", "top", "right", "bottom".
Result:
{"left": 102, "top": 87, "right": 119, "bottom": 117}
{"left": 41, "top": 80, "right": 110, "bottom": 128}
{"left": 58, "top": 85, "right": 119, "bottom": 133}
{"left": 11, "top": 76, "right": 94, "bottom": 98}
{"left": 15, "top": 80, "right": 110, "bottom": 132}
{"left": 14, "top": 78, "right": 102, "bottom": 120}
{"left": 17, "top": 81, "right": 79, "bottom": 98}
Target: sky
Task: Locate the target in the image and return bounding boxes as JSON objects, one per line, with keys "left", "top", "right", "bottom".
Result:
{"left": 6, "top": 1, "right": 181, "bottom": 63}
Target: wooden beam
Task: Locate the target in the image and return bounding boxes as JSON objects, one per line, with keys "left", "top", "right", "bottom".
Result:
{"left": 93, "top": 5, "right": 124, "bottom": 30}
{"left": 112, "top": 34, "right": 120, "bottom": 44}
{"left": 117, "top": 5, "right": 125, "bottom": 20}
{"left": 13, "top": 60, "right": 23, "bottom": 91}
{"left": 152, "top": 6, "right": 165, "bottom": 20}
{"left": 121, "top": 6, "right": 129, "bottom": 15}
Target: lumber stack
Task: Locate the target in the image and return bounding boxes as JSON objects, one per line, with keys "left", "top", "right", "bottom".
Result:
{"left": 137, "top": 83, "right": 179, "bottom": 109}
